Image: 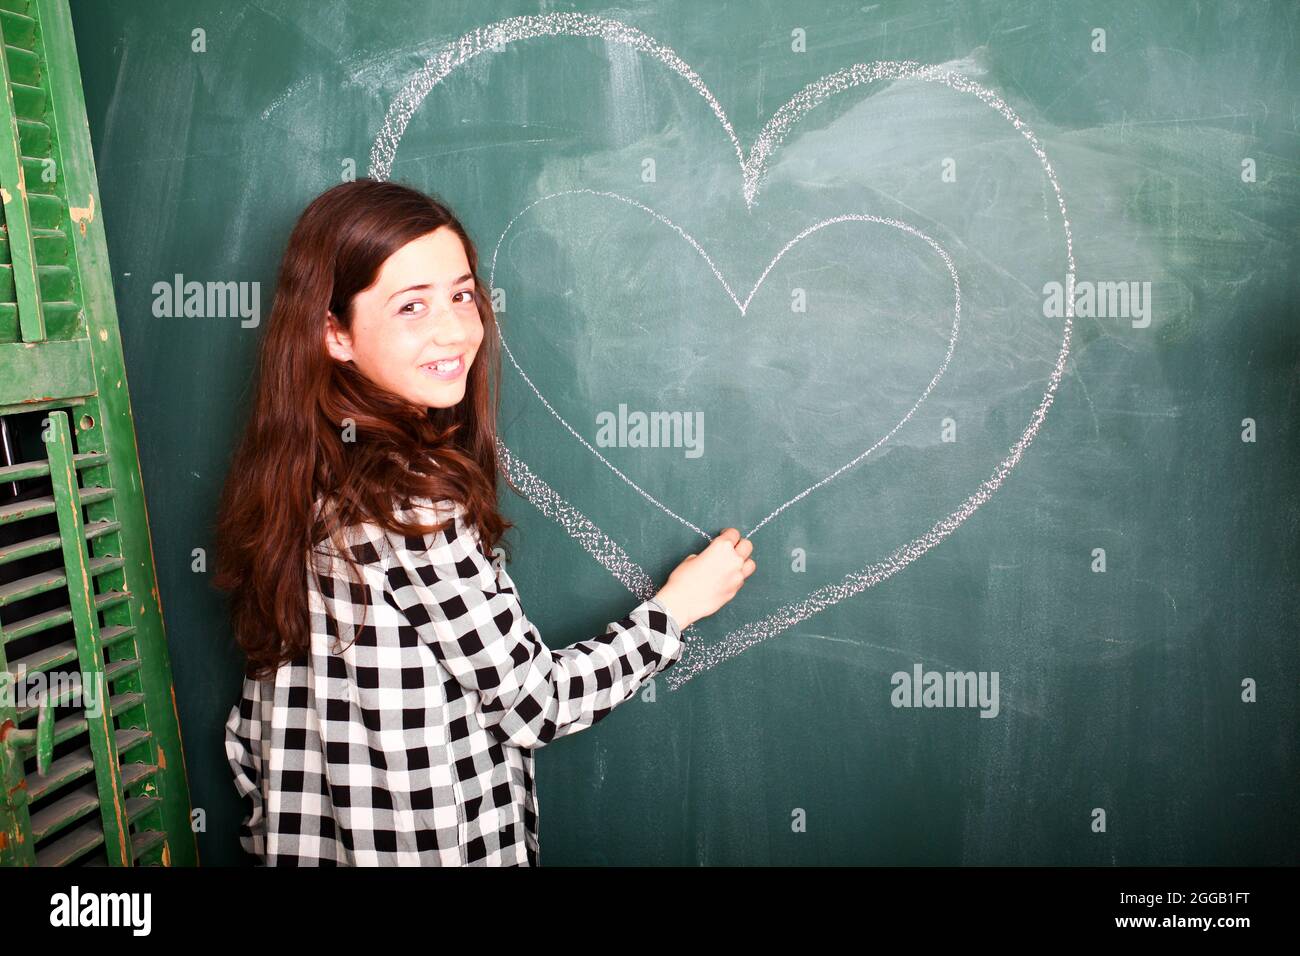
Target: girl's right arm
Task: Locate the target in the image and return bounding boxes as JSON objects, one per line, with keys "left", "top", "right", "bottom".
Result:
{"left": 382, "top": 506, "right": 754, "bottom": 750}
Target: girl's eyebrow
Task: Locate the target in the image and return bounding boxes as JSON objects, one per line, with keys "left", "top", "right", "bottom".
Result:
{"left": 385, "top": 272, "right": 474, "bottom": 303}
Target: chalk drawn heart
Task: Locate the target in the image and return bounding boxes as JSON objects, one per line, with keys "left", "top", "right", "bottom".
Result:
{"left": 486, "top": 190, "right": 963, "bottom": 540}
{"left": 368, "top": 14, "right": 1077, "bottom": 690}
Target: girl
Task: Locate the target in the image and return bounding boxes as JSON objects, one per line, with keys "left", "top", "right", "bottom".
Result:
{"left": 214, "top": 178, "right": 755, "bottom": 866}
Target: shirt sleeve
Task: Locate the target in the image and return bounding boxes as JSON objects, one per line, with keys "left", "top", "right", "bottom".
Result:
{"left": 382, "top": 501, "right": 686, "bottom": 750}
{"left": 223, "top": 679, "right": 268, "bottom": 861}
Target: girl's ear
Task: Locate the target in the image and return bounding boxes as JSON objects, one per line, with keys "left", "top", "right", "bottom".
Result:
{"left": 323, "top": 311, "right": 353, "bottom": 363}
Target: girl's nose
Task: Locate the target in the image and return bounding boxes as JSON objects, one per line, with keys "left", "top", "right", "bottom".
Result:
{"left": 431, "top": 308, "right": 469, "bottom": 342}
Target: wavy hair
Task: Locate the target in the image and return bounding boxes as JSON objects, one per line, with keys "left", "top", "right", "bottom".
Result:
{"left": 212, "top": 178, "right": 515, "bottom": 679}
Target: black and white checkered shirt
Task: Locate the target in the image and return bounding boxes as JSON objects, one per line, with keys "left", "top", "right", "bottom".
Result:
{"left": 223, "top": 495, "right": 684, "bottom": 865}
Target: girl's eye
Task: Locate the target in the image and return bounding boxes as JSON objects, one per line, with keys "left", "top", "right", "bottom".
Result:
{"left": 399, "top": 301, "right": 426, "bottom": 316}
{"left": 454, "top": 289, "right": 477, "bottom": 305}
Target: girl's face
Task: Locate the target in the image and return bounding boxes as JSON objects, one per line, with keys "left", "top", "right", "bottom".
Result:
{"left": 325, "top": 226, "right": 484, "bottom": 410}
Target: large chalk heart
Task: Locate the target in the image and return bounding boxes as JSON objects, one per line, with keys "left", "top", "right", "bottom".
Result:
{"left": 369, "top": 14, "right": 1077, "bottom": 690}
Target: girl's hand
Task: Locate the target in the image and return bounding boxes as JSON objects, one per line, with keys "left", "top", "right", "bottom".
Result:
{"left": 653, "top": 528, "right": 756, "bottom": 630}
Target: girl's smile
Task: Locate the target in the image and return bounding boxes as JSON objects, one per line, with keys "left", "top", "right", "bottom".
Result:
{"left": 421, "top": 353, "right": 467, "bottom": 380}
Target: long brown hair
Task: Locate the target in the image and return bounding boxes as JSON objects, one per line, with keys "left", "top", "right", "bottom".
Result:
{"left": 213, "top": 178, "right": 515, "bottom": 680}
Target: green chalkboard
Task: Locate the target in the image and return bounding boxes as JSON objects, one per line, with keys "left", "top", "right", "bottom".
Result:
{"left": 70, "top": 0, "right": 1298, "bottom": 865}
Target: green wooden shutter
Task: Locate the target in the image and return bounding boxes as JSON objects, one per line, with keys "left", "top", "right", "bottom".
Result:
{"left": 0, "top": 0, "right": 197, "bottom": 866}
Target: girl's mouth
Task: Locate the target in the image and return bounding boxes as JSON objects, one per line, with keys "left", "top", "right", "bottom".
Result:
{"left": 421, "top": 354, "right": 465, "bottom": 380}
